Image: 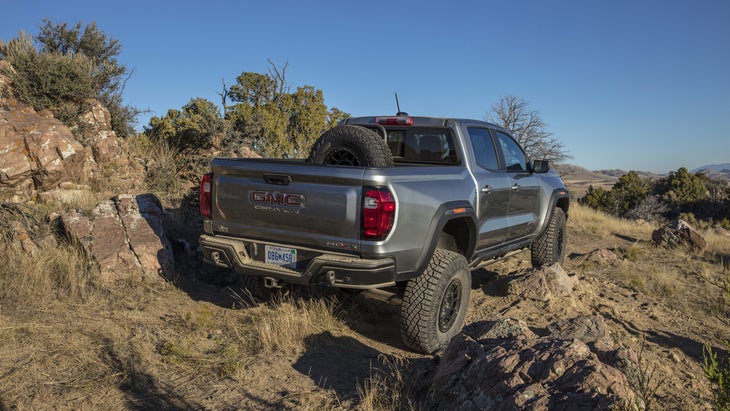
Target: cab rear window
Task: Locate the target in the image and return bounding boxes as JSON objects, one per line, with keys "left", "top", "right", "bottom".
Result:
{"left": 386, "top": 127, "right": 459, "bottom": 165}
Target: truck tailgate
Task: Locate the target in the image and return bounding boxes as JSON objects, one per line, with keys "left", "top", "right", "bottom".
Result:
{"left": 210, "top": 158, "right": 365, "bottom": 250}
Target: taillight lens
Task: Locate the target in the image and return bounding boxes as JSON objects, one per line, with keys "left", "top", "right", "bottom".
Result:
{"left": 362, "top": 187, "right": 396, "bottom": 240}
{"left": 376, "top": 116, "right": 413, "bottom": 126}
{"left": 200, "top": 172, "right": 212, "bottom": 218}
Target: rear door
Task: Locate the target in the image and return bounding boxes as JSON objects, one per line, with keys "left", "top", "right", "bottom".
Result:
{"left": 465, "top": 126, "right": 511, "bottom": 250}
{"left": 493, "top": 131, "right": 541, "bottom": 240}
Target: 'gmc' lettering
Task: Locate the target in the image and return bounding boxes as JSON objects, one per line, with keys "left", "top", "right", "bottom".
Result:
{"left": 250, "top": 191, "right": 305, "bottom": 208}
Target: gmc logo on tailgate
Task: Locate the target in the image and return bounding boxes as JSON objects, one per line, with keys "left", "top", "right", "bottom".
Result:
{"left": 249, "top": 191, "right": 305, "bottom": 208}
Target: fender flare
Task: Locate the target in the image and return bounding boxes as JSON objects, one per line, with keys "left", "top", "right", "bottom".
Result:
{"left": 534, "top": 188, "right": 570, "bottom": 238}
{"left": 394, "top": 200, "right": 477, "bottom": 283}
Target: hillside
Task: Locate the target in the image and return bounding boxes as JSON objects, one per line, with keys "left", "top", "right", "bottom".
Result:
{"left": 552, "top": 164, "right": 620, "bottom": 198}
{"left": 2, "top": 198, "right": 728, "bottom": 409}
{"left": 693, "top": 164, "right": 730, "bottom": 182}
{"left": 554, "top": 163, "right": 730, "bottom": 199}
{"left": 1, "top": 83, "right": 728, "bottom": 408}
{"left": 2, "top": 17, "right": 730, "bottom": 409}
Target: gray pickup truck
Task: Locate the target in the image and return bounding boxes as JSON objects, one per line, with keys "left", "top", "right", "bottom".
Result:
{"left": 199, "top": 115, "right": 569, "bottom": 353}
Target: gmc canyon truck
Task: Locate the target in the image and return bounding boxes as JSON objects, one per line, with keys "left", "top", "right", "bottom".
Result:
{"left": 199, "top": 115, "right": 569, "bottom": 353}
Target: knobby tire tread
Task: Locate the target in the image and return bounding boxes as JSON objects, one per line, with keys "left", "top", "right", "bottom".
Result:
{"left": 308, "top": 125, "right": 393, "bottom": 167}
{"left": 531, "top": 207, "right": 566, "bottom": 267}
{"left": 400, "top": 249, "right": 470, "bottom": 354}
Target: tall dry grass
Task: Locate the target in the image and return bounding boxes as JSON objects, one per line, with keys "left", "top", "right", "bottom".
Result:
{"left": 569, "top": 203, "right": 656, "bottom": 240}
{"left": 127, "top": 134, "right": 192, "bottom": 208}
{"left": 0, "top": 202, "right": 99, "bottom": 305}
{"left": 0, "top": 240, "right": 97, "bottom": 303}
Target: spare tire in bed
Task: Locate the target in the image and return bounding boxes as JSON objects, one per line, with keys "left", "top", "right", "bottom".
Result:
{"left": 308, "top": 125, "right": 393, "bottom": 167}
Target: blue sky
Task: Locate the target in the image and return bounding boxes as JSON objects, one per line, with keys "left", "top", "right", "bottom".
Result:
{"left": 2, "top": 0, "right": 729, "bottom": 173}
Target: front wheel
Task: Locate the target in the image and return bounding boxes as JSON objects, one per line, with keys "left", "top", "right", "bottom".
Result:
{"left": 531, "top": 207, "right": 567, "bottom": 267}
{"left": 399, "top": 249, "right": 471, "bottom": 354}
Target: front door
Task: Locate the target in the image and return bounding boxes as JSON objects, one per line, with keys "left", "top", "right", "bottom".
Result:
{"left": 493, "top": 131, "right": 541, "bottom": 240}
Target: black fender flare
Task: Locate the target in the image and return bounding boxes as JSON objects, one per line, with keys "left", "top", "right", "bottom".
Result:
{"left": 395, "top": 200, "right": 477, "bottom": 283}
{"left": 534, "top": 188, "right": 570, "bottom": 238}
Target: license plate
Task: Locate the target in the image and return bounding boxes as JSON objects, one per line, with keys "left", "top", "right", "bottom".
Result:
{"left": 265, "top": 245, "right": 297, "bottom": 268}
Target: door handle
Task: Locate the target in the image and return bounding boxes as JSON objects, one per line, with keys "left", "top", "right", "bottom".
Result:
{"left": 263, "top": 173, "right": 292, "bottom": 185}
{"left": 481, "top": 185, "right": 491, "bottom": 193}
{"left": 511, "top": 183, "right": 521, "bottom": 191}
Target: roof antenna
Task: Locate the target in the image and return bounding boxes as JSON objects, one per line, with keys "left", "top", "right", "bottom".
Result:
{"left": 395, "top": 93, "right": 408, "bottom": 116}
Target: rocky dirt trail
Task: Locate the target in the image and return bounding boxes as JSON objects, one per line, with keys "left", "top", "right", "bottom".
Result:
{"left": 2, "top": 196, "right": 726, "bottom": 409}
{"left": 152, "top": 208, "right": 724, "bottom": 410}
{"left": 461, "top": 215, "right": 722, "bottom": 409}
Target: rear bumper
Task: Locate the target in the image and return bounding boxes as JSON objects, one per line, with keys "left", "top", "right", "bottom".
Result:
{"left": 199, "top": 234, "right": 396, "bottom": 289}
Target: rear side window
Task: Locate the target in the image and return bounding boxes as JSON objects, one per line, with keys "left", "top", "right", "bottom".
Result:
{"left": 386, "top": 127, "right": 459, "bottom": 165}
{"left": 495, "top": 131, "right": 528, "bottom": 172}
{"left": 467, "top": 127, "right": 499, "bottom": 170}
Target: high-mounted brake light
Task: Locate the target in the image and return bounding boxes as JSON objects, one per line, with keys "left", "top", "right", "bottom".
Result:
{"left": 362, "top": 187, "right": 396, "bottom": 240}
{"left": 376, "top": 116, "right": 413, "bottom": 126}
{"left": 200, "top": 172, "right": 213, "bottom": 219}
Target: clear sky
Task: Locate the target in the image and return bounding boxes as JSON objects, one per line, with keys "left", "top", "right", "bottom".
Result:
{"left": 2, "top": 0, "right": 729, "bottom": 173}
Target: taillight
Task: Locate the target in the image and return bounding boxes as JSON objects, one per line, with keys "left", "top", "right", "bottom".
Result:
{"left": 200, "top": 172, "right": 212, "bottom": 219}
{"left": 362, "top": 187, "right": 396, "bottom": 240}
{"left": 376, "top": 116, "right": 413, "bottom": 126}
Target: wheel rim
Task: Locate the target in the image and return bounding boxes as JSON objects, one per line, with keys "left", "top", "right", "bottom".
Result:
{"left": 323, "top": 147, "right": 361, "bottom": 166}
{"left": 438, "top": 279, "right": 462, "bottom": 333}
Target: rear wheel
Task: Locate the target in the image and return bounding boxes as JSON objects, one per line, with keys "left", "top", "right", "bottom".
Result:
{"left": 308, "top": 125, "right": 393, "bottom": 167}
{"left": 400, "top": 249, "right": 471, "bottom": 354}
{"left": 531, "top": 207, "right": 567, "bottom": 267}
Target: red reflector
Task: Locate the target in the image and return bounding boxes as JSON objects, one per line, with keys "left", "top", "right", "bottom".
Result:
{"left": 362, "top": 187, "right": 396, "bottom": 240}
{"left": 376, "top": 116, "right": 413, "bottom": 126}
{"left": 200, "top": 172, "right": 213, "bottom": 218}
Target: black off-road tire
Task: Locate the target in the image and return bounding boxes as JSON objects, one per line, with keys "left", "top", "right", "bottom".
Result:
{"left": 308, "top": 125, "right": 393, "bottom": 167}
{"left": 531, "top": 207, "right": 567, "bottom": 267}
{"left": 400, "top": 249, "right": 471, "bottom": 354}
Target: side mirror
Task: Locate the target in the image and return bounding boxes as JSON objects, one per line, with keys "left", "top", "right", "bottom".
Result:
{"left": 532, "top": 160, "right": 550, "bottom": 174}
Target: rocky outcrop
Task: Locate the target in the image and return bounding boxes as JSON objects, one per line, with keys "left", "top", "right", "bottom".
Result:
{"left": 61, "top": 194, "right": 174, "bottom": 283}
{"left": 0, "top": 106, "right": 88, "bottom": 194}
{"left": 424, "top": 316, "right": 636, "bottom": 410}
{"left": 1, "top": 96, "right": 143, "bottom": 201}
{"left": 74, "top": 101, "right": 129, "bottom": 166}
{"left": 506, "top": 263, "right": 578, "bottom": 302}
{"left": 652, "top": 219, "right": 707, "bottom": 254}
{"left": 584, "top": 248, "right": 621, "bottom": 264}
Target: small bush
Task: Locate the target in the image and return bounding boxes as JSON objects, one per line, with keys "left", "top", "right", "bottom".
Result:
{"left": 704, "top": 341, "right": 730, "bottom": 410}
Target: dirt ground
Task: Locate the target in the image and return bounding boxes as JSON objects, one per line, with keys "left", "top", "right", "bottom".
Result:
{"left": 1, "top": 205, "right": 728, "bottom": 410}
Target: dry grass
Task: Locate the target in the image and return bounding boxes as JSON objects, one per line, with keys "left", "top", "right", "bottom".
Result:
{"left": 2, "top": 194, "right": 723, "bottom": 409}
{"left": 239, "top": 295, "right": 349, "bottom": 357}
{"left": 127, "top": 134, "right": 196, "bottom": 208}
{"left": 0, "top": 235, "right": 98, "bottom": 305}
{"left": 356, "top": 355, "right": 417, "bottom": 411}
{"left": 568, "top": 203, "right": 655, "bottom": 240}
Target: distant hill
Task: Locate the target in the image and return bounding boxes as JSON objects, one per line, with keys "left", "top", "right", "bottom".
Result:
{"left": 692, "top": 163, "right": 730, "bottom": 181}
{"left": 692, "top": 163, "right": 730, "bottom": 173}
{"left": 552, "top": 163, "right": 730, "bottom": 198}
{"left": 552, "top": 164, "right": 620, "bottom": 198}
{"left": 596, "top": 169, "right": 663, "bottom": 180}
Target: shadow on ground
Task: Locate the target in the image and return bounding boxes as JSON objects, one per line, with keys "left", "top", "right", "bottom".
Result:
{"left": 99, "top": 337, "right": 202, "bottom": 410}
{"left": 292, "top": 331, "right": 385, "bottom": 401}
